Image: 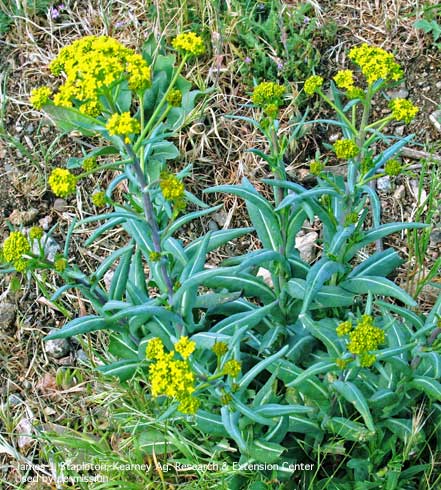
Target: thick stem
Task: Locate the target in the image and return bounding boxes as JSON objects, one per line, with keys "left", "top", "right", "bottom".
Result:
{"left": 125, "top": 144, "right": 175, "bottom": 302}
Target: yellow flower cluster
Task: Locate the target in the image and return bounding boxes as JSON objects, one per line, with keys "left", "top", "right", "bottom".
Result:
{"left": 172, "top": 32, "right": 205, "bottom": 56}
{"left": 49, "top": 36, "right": 151, "bottom": 114}
{"left": 106, "top": 112, "right": 140, "bottom": 143}
{"left": 338, "top": 315, "right": 385, "bottom": 367}
{"left": 91, "top": 191, "right": 106, "bottom": 207}
{"left": 175, "top": 336, "right": 196, "bottom": 359}
{"left": 384, "top": 159, "right": 402, "bottom": 176}
{"left": 159, "top": 172, "right": 185, "bottom": 202}
{"left": 333, "top": 139, "right": 359, "bottom": 160}
{"left": 29, "top": 226, "right": 43, "bottom": 240}
{"left": 309, "top": 160, "right": 325, "bottom": 176}
{"left": 389, "top": 98, "right": 419, "bottom": 124}
{"left": 251, "top": 81, "right": 285, "bottom": 108}
{"left": 82, "top": 157, "right": 97, "bottom": 172}
{"left": 54, "top": 256, "right": 68, "bottom": 272}
{"left": 304, "top": 75, "right": 324, "bottom": 96}
{"left": 166, "top": 89, "right": 183, "bottom": 107}
{"left": 348, "top": 44, "right": 403, "bottom": 85}
{"left": 48, "top": 168, "right": 77, "bottom": 198}
{"left": 223, "top": 359, "right": 241, "bottom": 378}
{"left": 3, "top": 232, "right": 30, "bottom": 269}
{"left": 30, "top": 86, "right": 52, "bottom": 109}
{"left": 333, "top": 70, "right": 355, "bottom": 91}
{"left": 146, "top": 337, "right": 199, "bottom": 414}
{"left": 212, "top": 341, "right": 228, "bottom": 357}
{"left": 336, "top": 320, "right": 352, "bottom": 337}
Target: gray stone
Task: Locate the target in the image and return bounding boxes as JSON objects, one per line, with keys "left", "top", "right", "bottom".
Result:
{"left": 208, "top": 220, "right": 219, "bottom": 232}
{"left": 32, "top": 234, "right": 60, "bottom": 261}
{"left": 295, "top": 231, "right": 318, "bottom": 263}
{"left": 377, "top": 176, "right": 391, "bottom": 192}
{"left": 430, "top": 228, "right": 441, "bottom": 245}
{"left": 45, "top": 329, "right": 70, "bottom": 358}
{"left": 76, "top": 349, "right": 89, "bottom": 363}
{"left": 0, "top": 303, "right": 16, "bottom": 329}
{"left": 7, "top": 394, "right": 23, "bottom": 406}
{"left": 394, "top": 125, "right": 405, "bottom": 137}
{"left": 53, "top": 198, "right": 67, "bottom": 211}
{"left": 387, "top": 88, "right": 409, "bottom": 99}
{"left": 16, "top": 417, "right": 34, "bottom": 449}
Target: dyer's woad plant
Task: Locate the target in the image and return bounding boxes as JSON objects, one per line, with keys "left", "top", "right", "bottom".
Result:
{"left": 3, "top": 37, "right": 441, "bottom": 486}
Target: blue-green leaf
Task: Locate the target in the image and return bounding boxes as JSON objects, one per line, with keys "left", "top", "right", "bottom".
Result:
{"left": 332, "top": 381, "right": 375, "bottom": 432}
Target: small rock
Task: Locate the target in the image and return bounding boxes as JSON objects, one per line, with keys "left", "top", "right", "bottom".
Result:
{"left": 430, "top": 228, "right": 441, "bottom": 245}
{"left": 32, "top": 234, "right": 60, "bottom": 261}
{"left": 394, "top": 125, "right": 405, "bottom": 137}
{"left": 436, "top": 81, "right": 441, "bottom": 89}
{"left": 387, "top": 88, "right": 409, "bottom": 99}
{"left": 0, "top": 303, "right": 16, "bottom": 330}
{"left": 295, "top": 231, "right": 318, "bottom": 263}
{"left": 377, "top": 176, "right": 391, "bottom": 192}
{"left": 16, "top": 417, "right": 34, "bottom": 449}
{"left": 39, "top": 215, "right": 53, "bottom": 230}
{"left": 393, "top": 184, "right": 405, "bottom": 201}
{"left": 429, "top": 110, "right": 441, "bottom": 133}
{"left": 212, "top": 211, "right": 228, "bottom": 227}
{"left": 329, "top": 133, "right": 340, "bottom": 143}
{"left": 53, "top": 198, "right": 67, "bottom": 211}
{"left": 7, "top": 394, "right": 23, "bottom": 406}
{"left": 422, "top": 86, "right": 431, "bottom": 93}
{"left": 257, "top": 267, "right": 273, "bottom": 287}
{"left": 45, "top": 330, "right": 71, "bottom": 359}
{"left": 8, "top": 208, "right": 38, "bottom": 226}
{"left": 104, "top": 269, "right": 114, "bottom": 290}
{"left": 208, "top": 220, "right": 219, "bottom": 232}
{"left": 25, "top": 123, "right": 34, "bottom": 134}
{"left": 76, "top": 349, "right": 89, "bottom": 363}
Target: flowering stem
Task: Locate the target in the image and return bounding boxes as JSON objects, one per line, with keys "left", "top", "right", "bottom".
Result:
{"left": 318, "top": 90, "right": 358, "bottom": 135}
{"left": 124, "top": 143, "right": 175, "bottom": 303}
{"left": 77, "top": 159, "right": 131, "bottom": 179}
{"left": 133, "top": 54, "right": 189, "bottom": 153}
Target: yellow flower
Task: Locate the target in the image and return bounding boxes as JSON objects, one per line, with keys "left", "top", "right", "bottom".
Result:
{"left": 79, "top": 99, "right": 102, "bottom": 117}
{"left": 251, "top": 81, "right": 285, "bottom": 107}
{"left": 333, "top": 139, "right": 359, "bottom": 160}
{"left": 48, "top": 168, "right": 77, "bottom": 198}
{"left": 348, "top": 44, "right": 403, "bottom": 85}
{"left": 146, "top": 337, "right": 165, "bottom": 360}
{"left": 3, "top": 232, "right": 30, "bottom": 263}
{"left": 49, "top": 36, "right": 151, "bottom": 108}
{"left": 174, "top": 336, "right": 196, "bottom": 359}
{"left": 309, "top": 160, "right": 325, "bottom": 176}
{"left": 159, "top": 172, "right": 185, "bottom": 202}
{"left": 91, "top": 191, "right": 106, "bottom": 207}
{"left": 223, "top": 360, "right": 241, "bottom": 378}
{"left": 384, "top": 159, "right": 402, "bottom": 176}
{"left": 148, "top": 251, "right": 162, "bottom": 262}
{"left": 336, "top": 358, "right": 349, "bottom": 369}
{"left": 333, "top": 70, "right": 355, "bottom": 91}
{"left": 82, "top": 157, "right": 97, "bottom": 172}
{"left": 212, "top": 341, "right": 228, "bottom": 357}
{"left": 344, "top": 212, "right": 359, "bottom": 226}
{"left": 29, "top": 226, "right": 44, "bottom": 240}
{"left": 14, "top": 258, "right": 29, "bottom": 272}
{"left": 347, "top": 315, "right": 385, "bottom": 356}
{"left": 172, "top": 32, "right": 205, "bottom": 56}
{"left": 149, "top": 353, "right": 196, "bottom": 399}
{"left": 304, "top": 75, "right": 324, "bottom": 96}
{"left": 347, "top": 87, "right": 364, "bottom": 100}
{"left": 30, "top": 86, "right": 52, "bottom": 109}
{"left": 125, "top": 53, "right": 151, "bottom": 91}
{"left": 54, "top": 256, "right": 68, "bottom": 272}
{"left": 178, "top": 396, "right": 200, "bottom": 414}
{"left": 166, "top": 89, "right": 183, "bottom": 107}
{"left": 106, "top": 112, "right": 140, "bottom": 143}
{"left": 336, "top": 320, "right": 352, "bottom": 337}
{"left": 359, "top": 352, "right": 376, "bottom": 367}
{"left": 389, "top": 98, "right": 418, "bottom": 124}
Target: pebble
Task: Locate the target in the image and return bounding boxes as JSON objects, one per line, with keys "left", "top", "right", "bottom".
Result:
{"left": 16, "top": 417, "right": 34, "bottom": 449}
{"left": 212, "top": 211, "right": 228, "bottom": 227}
{"left": 393, "top": 184, "right": 405, "bottom": 201}
{"left": 208, "top": 220, "right": 219, "bottom": 232}
{"left": 76, "top": 349, "right": 89, "bottom": 363}
{"left": 32, "top": 234, "right": 60, "bottom": 261}
{"left": 7, "top": 394, "right": 23, "bottom": 406}
{"left": 387, "top": 88, "right": 409, "bottom": 99}
{"left": 0, "top": 303, "right": 16, "bottom": 330}
{"left": 429, "top": 110, "right": 441, "bottom": 133}
{"left": 8, "top": 208, "right": 38, "bottom": 226}
{"left": 377, "top": 176, "right": 391, "bottom": 192}
{"left": 430, "top": 228, "right": 441, "bottom": 245}
{"left": 295, "top": 231, "right": 318, "bottom": 263}
{"left": 53, "top": 198, "right": 67, "bottom": 211}
{"left": 394, "top": 125, "right": 405, "bottom": 137}
{"left": 436, "top": 81, "right": 441, "bottom": 89}
{"left": 45, "top": 329, "right": 71, "bottom": 359}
